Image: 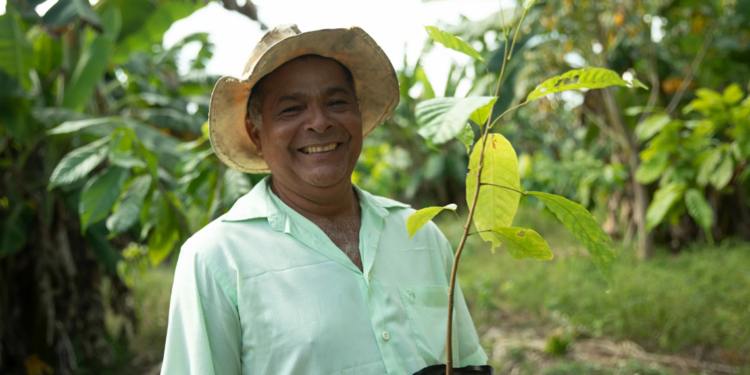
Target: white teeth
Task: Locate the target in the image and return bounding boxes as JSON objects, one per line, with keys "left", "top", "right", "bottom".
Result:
{"left": 301, "top": 143, "right": 338, "bottom": 154}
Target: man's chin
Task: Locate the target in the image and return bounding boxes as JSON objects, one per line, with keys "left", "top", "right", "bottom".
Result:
{"left": 298, "top": 168, "right": 351, "bottom": 188}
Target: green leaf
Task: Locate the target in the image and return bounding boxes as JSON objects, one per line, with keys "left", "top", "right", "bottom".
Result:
{"left": 49, "top": 137, "right": 109, "bottom": 188}
{"left": 635, "top": 154, "right": 670, "bottom": 184}
{"left": 624, "top": 105, "right": 664, "bottom": 117}
{"left": 406, "top": 204, "right": 458, "bottom": 240}
{"left": 31, "top": 28, "right": 62, "bottom": 79}
{"left": 456, "top": 123, "right": 474, "bottom": 155}
{"left": 468, "top": 134, "right": 521, "bottom": 250}
{"left": 106, "top": 174, "right": 152, "bottom": 234}
{"left": 527, "top": 68, "right": 647, "bottom": 102}
{"left": 722, "top": 84, "right": 744, "bottom": 106}
{"left": 62, "top": 9, "right": 120, "bottom": 110}
{"left": 635, "top": 114, "right": 672, "bottom": 142}
{"left": 683, "top": 88, "right": 725, "bottom": 115}
{"left": 489, "top": 227, "right": 552, "bottom": 260}
{"left": 710, "top": 153, "right": 734, "bottom": 190}
{"left": 222, "top": 169, "right": 253, "bottom": 208}
{"left": 684, "top": 189, "right": 713, "bottom": 230}
{"left": 47, "top": 117, "right": 122, "bottom": 135}
{"left": 645, "top": 183, "right": 686, "bottom": 231}
{"left": 696, "top": 148, "right": 723, "bottom": 187}
{"left": 414, "top": 66, "right": 435, "bottom": 100}
{"left": 139, "top": 144, "right": 159, "bottom": 176}
{"left": 79, "top": 167, "right": 130, "bottom": 233}
{"left": 147, "top": 206, "right": 179, "bottom": 266}
{"left": 85, "top": 222, "right": 123, "bottom": 275}
{"left": 0, "top": 202, "right": 29, "bottom": 256}
{"left": 113, "top": 0, "right": 204, "bottom": 63}
{"left": 40, "top": 0, "right": 103, "bottom": 33}
{"left": 425, "top": 26, "right": 484, "bottom": 62}
{"left": 415, "top": 96, "right": 497, "bottom": 145}
{"left": 527, "top": 192, "right": 616, "bottom": 284}
{"left": 0, "top": 11, "right": 33, "bottom": 91}
{"left": 468, "top": 100, "right": 496, "bottom": 127}
{"left": 107, "top": 127, "right": 145, "bottom": 168}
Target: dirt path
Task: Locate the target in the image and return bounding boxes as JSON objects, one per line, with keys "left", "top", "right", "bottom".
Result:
{"left": 478, "top": 310, "right": 744, "bottom": 375}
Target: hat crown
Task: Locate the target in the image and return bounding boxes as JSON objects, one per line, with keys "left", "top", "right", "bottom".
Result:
{"left": 242, "top": 24, "right": 301, "bottom": 76}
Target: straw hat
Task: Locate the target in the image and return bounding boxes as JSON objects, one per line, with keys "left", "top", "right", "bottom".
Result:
{"left": 208, "top": 24, "right": 400, "bottom": 174}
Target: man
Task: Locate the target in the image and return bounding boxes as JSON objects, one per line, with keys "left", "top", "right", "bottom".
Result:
{"left": 161, "top": 25, "right": 486, "bottom": 375}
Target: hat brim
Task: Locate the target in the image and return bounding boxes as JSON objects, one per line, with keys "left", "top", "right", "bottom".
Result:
{"left": 208, "top": 27, "right": 399, "bottom": 174}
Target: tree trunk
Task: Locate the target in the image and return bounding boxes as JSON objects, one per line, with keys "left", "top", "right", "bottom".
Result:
{"left": 600, "top": 87, "right": 654, "bottom": 259}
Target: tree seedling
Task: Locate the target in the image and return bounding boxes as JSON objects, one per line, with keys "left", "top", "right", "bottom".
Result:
{"left": 406, "top": 2, "right": 647, "bottom": 374}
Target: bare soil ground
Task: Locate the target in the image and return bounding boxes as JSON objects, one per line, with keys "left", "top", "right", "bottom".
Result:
{"left": 476, "top": 309, "right": 746, "bottom": 375}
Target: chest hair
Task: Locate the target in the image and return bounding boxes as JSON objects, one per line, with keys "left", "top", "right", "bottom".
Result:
{"left": 315, "top": 217, "right": 362, "bottom": 271}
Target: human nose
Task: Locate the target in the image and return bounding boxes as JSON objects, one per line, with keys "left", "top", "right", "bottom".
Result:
{"left": 303, "top": 103, "right": 333, "bottom": 134}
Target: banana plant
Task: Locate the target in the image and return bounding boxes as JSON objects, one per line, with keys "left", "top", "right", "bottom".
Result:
{"left": 406, "top": 3, "right": 647, "bottom": 374}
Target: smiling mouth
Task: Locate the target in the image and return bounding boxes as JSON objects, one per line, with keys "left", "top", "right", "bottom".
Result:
{"left": 299, "top": 143, "right": 339, "bottom": 155}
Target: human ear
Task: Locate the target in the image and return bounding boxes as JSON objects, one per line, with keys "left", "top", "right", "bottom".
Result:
{"left": 245, "top": 115, "right": 263, "bottom": 156}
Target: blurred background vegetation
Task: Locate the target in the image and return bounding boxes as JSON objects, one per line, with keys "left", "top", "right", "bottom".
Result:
{"left": 1, "top": 0, "right": 749, "bottom": 374}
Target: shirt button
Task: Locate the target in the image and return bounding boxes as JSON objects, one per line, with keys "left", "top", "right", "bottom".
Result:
{"left": 368, "top": 274, "right": 372, "bottom": 281}
{"left": 381, "top": 331, "right": 390, "bottom": 341}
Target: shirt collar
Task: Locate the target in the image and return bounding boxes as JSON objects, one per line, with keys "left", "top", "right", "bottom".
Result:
{"left": 221, "top": 176, "right": 410, "bottom": 226}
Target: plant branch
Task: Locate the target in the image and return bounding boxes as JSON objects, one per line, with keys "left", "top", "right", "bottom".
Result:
{"left": 581, "top": 108, "right": 630, "bottom": 150}
{"left": 480, "top": 182, "right": 526, "bottom": 196}
{"left": 665, "top": 25, "right": 716, "bottom": 116}
{"left": 507, "top": 5, "right": 530, "bottom": 61}
{"left": 636, "top": 50, "right": 662, "bottom": 127}
{"left": 488, "top": 101, "right": 528, "bottom": 129}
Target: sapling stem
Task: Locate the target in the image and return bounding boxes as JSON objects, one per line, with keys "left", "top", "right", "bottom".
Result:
{"left": 444, "top": 8, "right": 526, "bottom": 373}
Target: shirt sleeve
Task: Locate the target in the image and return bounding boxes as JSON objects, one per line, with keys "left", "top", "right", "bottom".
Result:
{"left": 438, "top": 231, "right": 489, "bottom": 367}
{"left": 161, "top": 245, "right": 242, "bottom": 375}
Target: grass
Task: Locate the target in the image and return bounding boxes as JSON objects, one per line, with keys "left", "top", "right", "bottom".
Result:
{"left": 101, "top": 266, "right": 174, "bottom": 374}
{"left": 103, "top": 205, "right": 750, "bottom": 372}
{"left": 438, "top": 206, "right": 750, "bottom": 364}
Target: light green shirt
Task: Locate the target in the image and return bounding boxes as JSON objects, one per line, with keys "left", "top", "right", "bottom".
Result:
{"left": 161, "top": 177, "right": 486, "bottom": 375}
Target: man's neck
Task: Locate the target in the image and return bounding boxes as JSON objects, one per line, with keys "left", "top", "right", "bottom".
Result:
{"left": 269, "top": 176, "right": 360, "bottom": 221}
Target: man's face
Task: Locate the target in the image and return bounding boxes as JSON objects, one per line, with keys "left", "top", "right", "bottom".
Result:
{"left": 247, "top": 57, "right": 362, "bottom": 189}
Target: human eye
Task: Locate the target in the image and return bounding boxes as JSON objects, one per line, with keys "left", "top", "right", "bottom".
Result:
{"left": 329, "top": 99, "right": 348, "bottom": 107}
{"left": 280, "top": 106, "right": 301, "bottom": 114}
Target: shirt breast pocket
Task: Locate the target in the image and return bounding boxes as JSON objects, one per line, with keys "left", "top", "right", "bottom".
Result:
{"left": 398, "top": 285, "right": 458, "bottom": 366}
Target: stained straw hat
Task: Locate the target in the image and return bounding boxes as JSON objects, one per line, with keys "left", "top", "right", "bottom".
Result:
{"left": 208, "top": 24, "right": 400, "bottom": 174}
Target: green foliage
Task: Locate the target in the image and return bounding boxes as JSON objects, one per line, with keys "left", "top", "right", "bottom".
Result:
{"left": 457, "top": 233, "right": 750, "bottom": 357}
{"left": 467, "top": 133, "right": 521, "bottom": 250}
{"left": 684, "top": 188, "right": 714, "bottom": 244}
{"left": 527, "top": 192, "right": 615, "bottom": 284}
{"left": 0, "top": 10, "right": 33, "bottom": 90}
{"left": 406, "top": 204, "right": 457, "bottom": 239}
{"left": 645, "top": 184, "right": 686, "bottom": 231}
{"left": 526, "top": 68, "right": 646, "bottom": 102}
{"left": 455, "top": 123, "right": 474, "bottom": 155}
{"left": 489, "top": 227, "right": 552, "bottom": 260}
{"left": 63, "top": 8, "right": 121, "bottom": 109}
{"left": 637, "top": 85, "right": 750, "bottom": 235}
{"left": 112, "top": 0, "right": 205, "bottom": 63}
{"left": 424, "top": 26, "right": 484, "bottom": 62}
{"left": 0, "top": 0, "right": 262, "bottom": 371}
{"left": 48, "top": 137, "right": 110, "bottom": 188}
{"left": 48, "top": 117, "right": 124, "bottom": 135}
{"left": 41, "top": 0, "right": 103, "bottom": 32}
{"left": 79, "top": 166, "right": 130, "bottom": 233}
{"left": 415, "top": 96, "right": 497, "bottom": 145}
{"left": 107, "top": 174, "right": 152, "bottom": 235}
{"left": 635, "top": 114, "right": 671, "bottom": 142}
